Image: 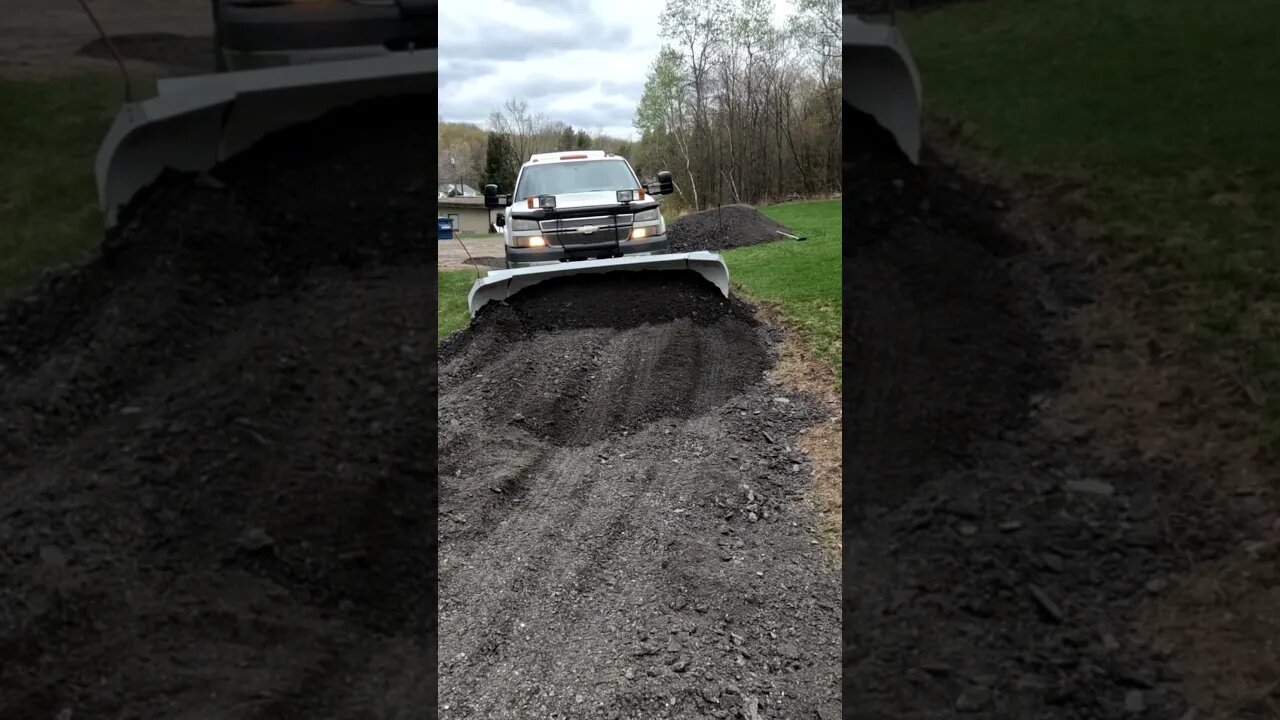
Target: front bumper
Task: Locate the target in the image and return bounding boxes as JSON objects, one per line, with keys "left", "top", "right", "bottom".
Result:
{"left": 506, "top": 233, "right": 671, "bottom": 268}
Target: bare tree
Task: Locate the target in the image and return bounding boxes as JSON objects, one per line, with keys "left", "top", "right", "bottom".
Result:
{"left": 636, "top": 0, "right": 839, "bottom": 211}
{"left": 475, "top": 102, "right": 633, "bottom": 194}
{"left": 636, "top": 46, "right": 700, "bottom": 209}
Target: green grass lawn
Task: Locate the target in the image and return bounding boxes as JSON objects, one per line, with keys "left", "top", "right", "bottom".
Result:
{"left": 905, "top": 0, "right": 1280, "bottom": 442}
{"left": 437, "top": 268, "right": 473, "bottom": 340}
{"left": 0, "top": 74, "right": 124, "bottom": 294}
{"left": 726, "top": 200, "right": 840, "bottom": 382}
{"left": 437, "top": 199, "right": 841, "bottom": 385}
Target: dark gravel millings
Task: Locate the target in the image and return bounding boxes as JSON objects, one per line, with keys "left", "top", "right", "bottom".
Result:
{"left": 842, "top": 102, "right": 1242, "bottom": 719}
{"left": 0, "top": 95, "right": 435, "bottom": 720}
{"left": 667, "top": 203, "right": 796, "bottom": 252}
{"left": 438, "top": 271, "right": 842, "bottom": 718}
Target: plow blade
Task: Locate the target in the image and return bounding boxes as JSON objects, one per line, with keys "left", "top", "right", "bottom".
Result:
{"left": 95, "top": 50, "right": 434, "bottom": 228}
{"left": 467, "top": 252, "right": 731, "bottom": 317}
{"left": 844, "top": 14, "right": 923, "bottom": 164}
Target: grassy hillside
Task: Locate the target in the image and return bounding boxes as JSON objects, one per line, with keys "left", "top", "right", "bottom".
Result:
{"left": 728, "top": 200, "right": 841, "bottom": 383}
{"left": 906, "top": 0, "right": 1280, "bottom": 443}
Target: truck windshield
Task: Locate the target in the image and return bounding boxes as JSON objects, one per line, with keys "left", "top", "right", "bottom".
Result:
{"left": 514, "top": 160, "right": 638, "bottom": 201}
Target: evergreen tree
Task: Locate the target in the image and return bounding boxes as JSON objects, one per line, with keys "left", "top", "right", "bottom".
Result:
{"left": 558, "top": 126, "right": 576, "bottom": 151}
{"left": 483, "top": 132, "right": 516, "bottom": 193}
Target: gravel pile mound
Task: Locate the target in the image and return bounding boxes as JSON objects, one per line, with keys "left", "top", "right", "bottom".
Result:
{"left": 842, "top": 104, "right": 1240, "bottom": 718}
{"left": 667, "top": 204, "right": 795, "bottom": 252}
{"left": 0, "top": 96, "right": 435, "bottom": 720}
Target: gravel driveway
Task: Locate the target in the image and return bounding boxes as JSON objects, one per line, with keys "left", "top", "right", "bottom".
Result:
{"left": 437, "top": 273, "right": 842, "bottom": 719}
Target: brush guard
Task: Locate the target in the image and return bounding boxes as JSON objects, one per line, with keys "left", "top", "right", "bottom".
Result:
{"left": 511, "top": 192, "right": 645, "bottom": 267}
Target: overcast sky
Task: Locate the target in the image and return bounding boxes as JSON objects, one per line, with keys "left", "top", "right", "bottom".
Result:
{"left": 438, "top": 0, "right": 797, "bottom": 140}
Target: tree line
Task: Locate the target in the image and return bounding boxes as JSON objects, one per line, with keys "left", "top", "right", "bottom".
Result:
{"left": 439, "top": 0, "right": 838, "bottom": 210}
{"left": 634, "top": 0, "right": 840, "bottom": 211}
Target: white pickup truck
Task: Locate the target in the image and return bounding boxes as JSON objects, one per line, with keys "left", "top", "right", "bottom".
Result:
{"left": 483, "top": 151, "right": 675, "bottom": 269}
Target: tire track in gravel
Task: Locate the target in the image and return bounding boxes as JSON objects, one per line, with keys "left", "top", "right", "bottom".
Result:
{"left": 438, "top": 272, "right": 841, "bottom": 719}
{"left": 442, "top": 449, "right": 599, "bottom": 668}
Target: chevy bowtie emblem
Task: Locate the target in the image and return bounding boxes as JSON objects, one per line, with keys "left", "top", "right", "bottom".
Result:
{"left": 578, "top": 225, "right": 599, "bottom": 235}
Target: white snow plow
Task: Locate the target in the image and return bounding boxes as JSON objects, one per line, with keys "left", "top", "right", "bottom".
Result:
{"left": 467, "top": 251, "right": 731, "bottom": 317}
{"left": 845, "top": 12, "right": 923, "bottom": 163}
{"left": 95, "top": 51, "right": 433, "bottom": 228}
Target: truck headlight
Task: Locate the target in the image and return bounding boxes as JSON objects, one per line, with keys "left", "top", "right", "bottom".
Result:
{"left": 513, "top": 235, "right": 546, "bottom": 248}
{"left": 511, "top": 218, "right": 539, "bottom": 231}
{"left": 633, "top": 208, "right": 660, "bottom": 223}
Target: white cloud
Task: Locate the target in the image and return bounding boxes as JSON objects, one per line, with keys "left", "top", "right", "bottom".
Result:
{"left": 439, "top": 0, "right": 797, "bottom": 140}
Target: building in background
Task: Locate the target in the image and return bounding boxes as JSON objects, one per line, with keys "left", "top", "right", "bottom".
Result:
{"left": 437, "top": 196, "right": 498, "bottom": 234}
{"left": 437, "top": 182, "right": 479, "bottom": 197}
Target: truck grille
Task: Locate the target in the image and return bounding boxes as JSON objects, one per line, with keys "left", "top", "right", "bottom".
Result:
{"left": 539, "top": 214, "right": 634, "bottom": 233}
{"left": 540, "top": 214, "right": 633, "bottom": 245}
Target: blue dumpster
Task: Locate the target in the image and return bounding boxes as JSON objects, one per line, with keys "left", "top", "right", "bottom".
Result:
{"left": 437, "top": 217, "right": 454, "bottom": 240}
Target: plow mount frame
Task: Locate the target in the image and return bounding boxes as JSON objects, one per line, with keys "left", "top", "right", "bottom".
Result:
{"left": 508, "top": 192, "right": 665, "bottom": 266}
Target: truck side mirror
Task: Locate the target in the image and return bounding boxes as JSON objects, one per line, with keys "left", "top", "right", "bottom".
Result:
{"left": 656, "top": 170, "right": 674, "bottom": 196}
{"left": 484, "top": 183, "right": 509, "bottom": 208}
